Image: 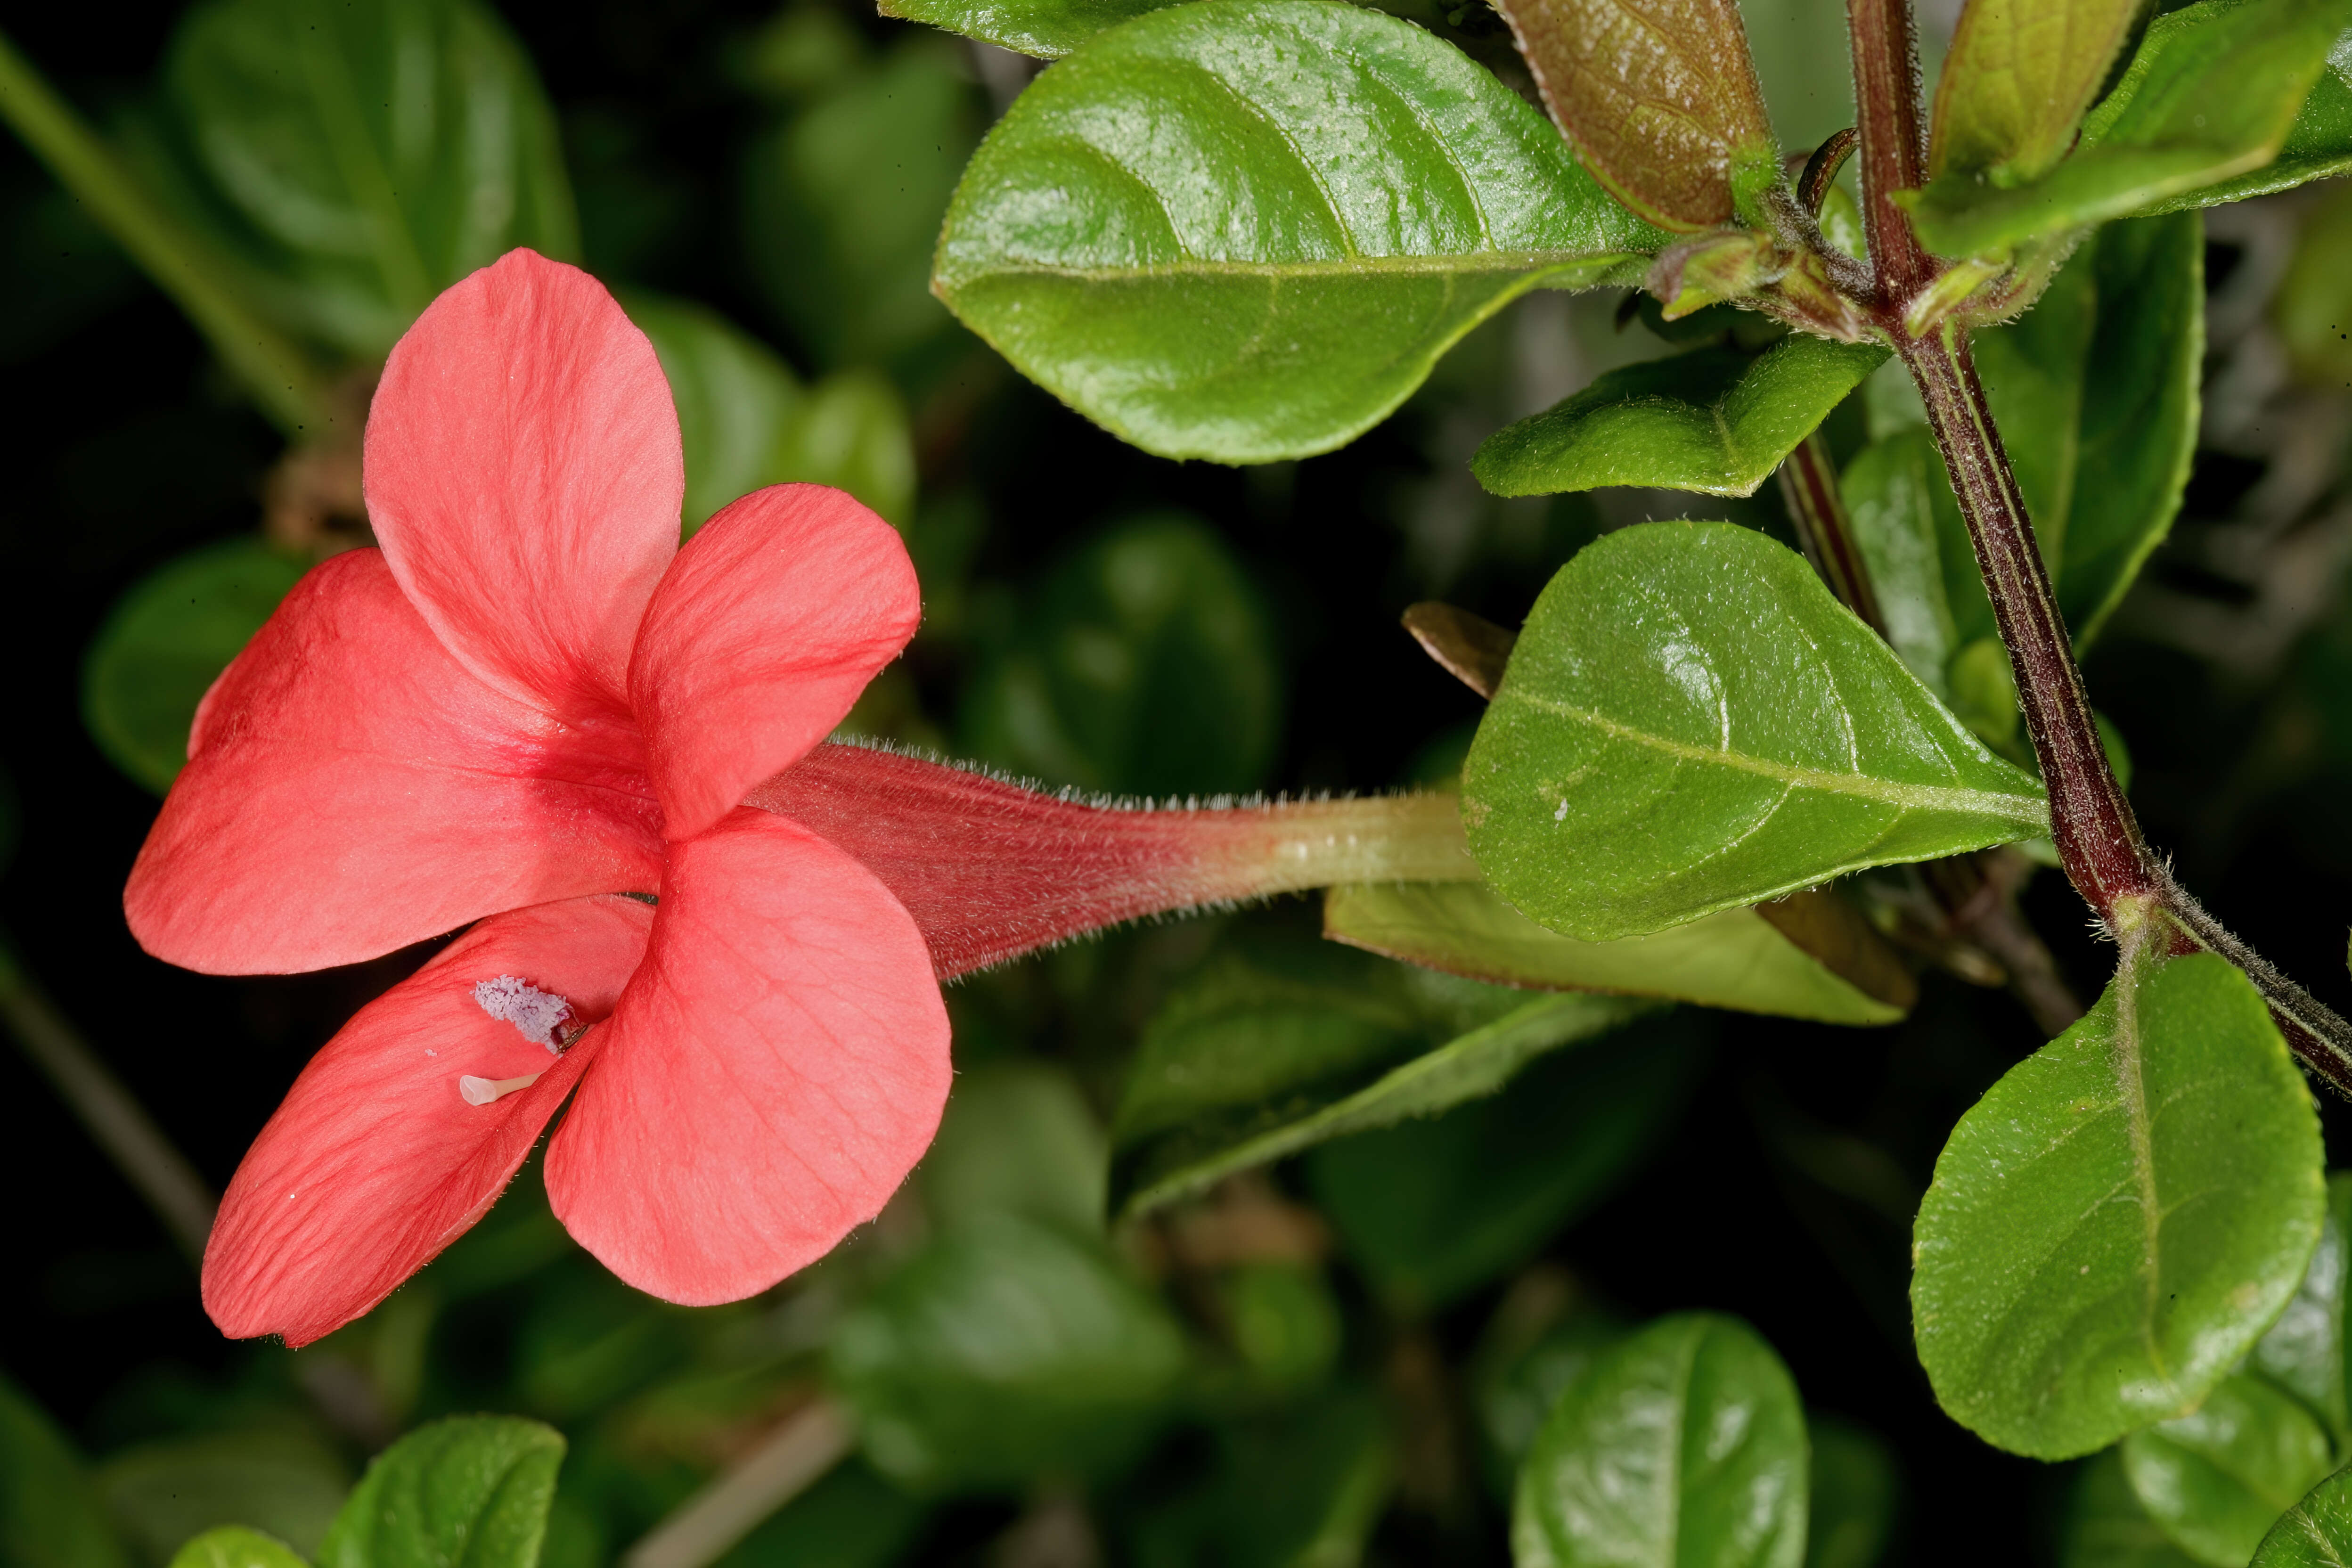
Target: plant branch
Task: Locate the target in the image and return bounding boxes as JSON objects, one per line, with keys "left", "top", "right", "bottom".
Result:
{"left": 621, "top": 1399, "right": 853, "bottom": 1568}
{"left": 0, "top": 27, "right": 334, "bottom": 437}
{"left": 1778, "top": 432, "right": 1889, "bottom": 635}
{"left": 0, "top": 937, "right": 216, "bottom": 1261}
{"left": 1844, "top": 0, "right": 1931, "bottom": 302}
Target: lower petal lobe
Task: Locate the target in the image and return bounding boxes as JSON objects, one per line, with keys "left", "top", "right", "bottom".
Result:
{"left": 202, "top": 896, "right": 653, "bottom": 1347}
{"left": 126, "top": 549, "right": 665, "bottom": 975}
{"left": 546, "top": 809, "right": 949, "bottom": 1305}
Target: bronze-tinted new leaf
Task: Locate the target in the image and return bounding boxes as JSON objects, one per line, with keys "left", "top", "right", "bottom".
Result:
{"left": 1490, "top": 0, "right": 1776, "bottom": 231}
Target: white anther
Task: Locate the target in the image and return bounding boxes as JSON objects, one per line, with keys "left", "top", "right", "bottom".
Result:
{"left": 458, "top": 1072, "right": 544, "bottom": 1106}
{"left": 474, "top": 975, "right": 574, "bottom": 1053}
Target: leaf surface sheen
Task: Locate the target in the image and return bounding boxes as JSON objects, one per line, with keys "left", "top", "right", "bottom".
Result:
{"left": 1463, "top": 521, "right": 2046, "bottom": 944}
{"left": 2123, "top": 1371, "right": 2336, "bottom": 1568}
{"left": 1472, "top": 337, "right": 1890, "bottom": 499}
{"left": 319, "top": 1417, "right": 564, "bottom": 1568}
{"left": 1511, "top": 1312, "right": 1808, "bottom": 1568}
{"left": 932, "top": 0, "right": 1670, "bottom": 463}
{"left": 1911, "top": 954, "right": 2327, "bottom": 1460}
{"left": 878, "top": 0, "right": 1175, "bottom": 56}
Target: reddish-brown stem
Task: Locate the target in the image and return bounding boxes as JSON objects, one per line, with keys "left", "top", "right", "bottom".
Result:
{"left": 1778, "top": 432, "right": 1888, "bottom": 636}
{"left": 1844, "top": 0, "right": 1931, "bottom": 303}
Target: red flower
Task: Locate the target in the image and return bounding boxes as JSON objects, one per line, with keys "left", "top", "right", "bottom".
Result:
{"left": 126, "top": 250, "right": 949, "bottom": 1345}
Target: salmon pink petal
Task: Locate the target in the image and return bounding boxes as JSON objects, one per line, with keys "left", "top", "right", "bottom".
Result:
{"left": 127, "top": 549, "right": 663, "bottom": 975}
{"left": 628, "top": 484, "right": 919, "bottom": 841}
{"left": 203, "top": 895, "right": 654, "bottom": 1347}
{"left": 545, "top": 809, "right": 948, "bottom": 1304}
{"left": 365, "top": 249, "right": 682, "bottom": 720}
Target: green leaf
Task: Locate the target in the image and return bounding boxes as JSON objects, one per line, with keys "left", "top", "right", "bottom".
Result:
{"left": 1323, "top": 880, "right": 1912, "bottom": 1025}
{"left": 877, "top": 0, "right": 1176, "bottom": 58}
{"left": 1304, "top": 1014, "right": 1702, "bottom": 1313}
{"left": 1928, "top": 0, "right": 2147, "bottom": 185}
{"left": 931, "top": 0, "right": 1668, "bottom": 463}
{"left": 162, "top": 0, "right": 577, "bottom": 357}
{"left": 828, "top": 1215, "right": 1187, "bottom": 1492}
{"left": 1843, "top": 214, "right": 2201, "bottom": 664}
{"left": 1109, "top": 937, "right": 1654, "bottom": 1219}
{"left": 959, "top": 514, "right": 1279, "bottom": 797}
{"left": 1911, "top": 953, "right": 2327, "bottom": 1460}
{"left": 1484, "top": 0, "right": 1775, "bottom": 232}
{"left": 1121, "top": 1388, "right": 1391, "bottom": 1568}
{"left": 1805, "top": 1417, "right": 1898, "bottom": 1568}
{"left": 916, "top": 1061, "right": 1107, "bottom": 1237}
{"left": 2253, "top": 1464, "right": 2352, "bottom": 1565}
{"left": 164, "top": 1533, "right": 306, "bottom": 1568}
{"left": 1210, "top": 1264, "right": 1345, "bottom": 1401}
{"left": 1471, "top": 339, "right": 1889, "bottom": 500}
{"left": 1904, "top": 0, "right": 2352, "bottom": 257}
{"left": 744, "top": 37, "right": 981, "bottom": 370}
{"left": 2123, "top": 1371, "right": 2336, "bottom": 1568}
{"left": 83, "top": 540, "right": 306, "bottom": 795}
{"left": 101, "top": 1433, "right": 350, "bottom": 1568}
{"left": 1512, "top": 1313, "right": 1808, "bottom": 1568}
{"left": 2250, "top": 1174, "right": 2352, "bottom": 1445}
{"left": 1470, "top": 1291, "right": 1628, "bottom": 1497}
{"left": 629, "top": 297, "right": 917, "bottom": 529}
{"left": 2064, "top": 1451, "right": 2207, "bottom": 1568}
{"left": 1462, "top": 521, "right": 2047, "bottom": 944}
{"left": 318, "top": 1417, "right": 564, "bottom": 1568}
{"left": 0, "top": 1371, "right": 129, "bottom": 1568}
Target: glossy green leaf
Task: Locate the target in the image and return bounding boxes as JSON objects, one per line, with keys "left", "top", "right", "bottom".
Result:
{"left": 744, "top": 36, "right": 981, "bottom": 369}
{"left": 1912, "top": 953, "right": 2327, "bottom": 1460}
{"left": 1904, "top": 0, "right": 2352, "bottom": 256}
{"left": 1485, "top": 0, "right": 1776, "bottom": 231}
{"left": 828, "top": 1215, "right": 1187, "bottom": 1492}
{"left": 1304, "top": 1013, "right": 1702, "bottom": 1313}
{"left": 2251, "top": 1174, "right": 2352, "bottom": 1445}
{"left": 916, "top": 1061, "right": 1106, "bottom": 1236}
{"left": 1512, "top": 1313, "right": 1808, "bottom": 1568}
{"left": 1471, "top": 338, "right": 1889, "bottom": 500}
{"left": 0, "top": 1371, "right": 129, "bottom": 1568}
{"left": 1805, "top": 1418, "right": 1898, "bottom": 1568}
{"left": 161, "top": 0, "right": 576, "bottom": 356}
{"left": 83, "top": 540, "right": 306, "bottom": 795}
{"left": 2065, "top": 1451, "right": 2207, "bottom": 1568}
{"left": 1843, "top": 214, "right": 2201, "bottom": 663}
{"left": 932, "top": 0, "right": 1667, "bottom": 463}
{"left": 1470, "top": 1295, "right": 1628, "bottom": 1497}
{"left": 2123, "top": 1372, "right": 2335, "bottom": 1568}
{"left": 960, "top": 514, "right": 1279, "bottom": 797}
{"left": 1928, "top": 0, "right": 2145, "bottom": 185}
{"left": 165, "top": 1533, "right": 306, "bottom": 1568}
{"left": 1110, "top": 938, "right": 1653, "bottom": 1219}
{"left": 101, "top": 1432, "right": 349, "bottom": 1568}
{"left": 1323, "top": 880, "right": 1911, "bottom": 1025}
{"left": 1463, "top": 521, "right": 2047, "bottom": 944}
{"left": 877, "top": 0, "right": 1175, "bottom": 57}
{"left": 630, "top": 296, "right": 917, "bottom": 528}
{"left": 2253, "top": 1464, "right": 2352, "bottom": 1565}
{"left": 318, "top": 1417, "right": 563, "bottom": 1568}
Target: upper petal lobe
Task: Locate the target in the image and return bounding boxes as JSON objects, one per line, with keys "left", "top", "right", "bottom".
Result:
{"left": 545, "top": 809, "right": 949, "bottom": 1304}
{"left": 126, "top": 549, "right": 664, "bottom": 974}
{"left": 365, "top": 249, "right": 683, "bottom": 720}
{"left": 629, "top": 484, "right": 919, "bottom": 840}
{"left": 203, "top": 895, "right": 654, "bottom": 1347}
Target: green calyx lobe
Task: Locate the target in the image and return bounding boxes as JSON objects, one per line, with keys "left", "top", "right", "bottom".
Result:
{"left": 1463, "top": 522, "right": 2046, "bottom": 944}
{"left": 931, "top": 0, "right": 1667, "bottom": 464}
{"left": 1911, "top": 953, "right": 2325, "bottom": 1460}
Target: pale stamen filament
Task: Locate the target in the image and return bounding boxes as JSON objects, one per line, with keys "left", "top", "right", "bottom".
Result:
{"left": 458, "top": 1071, "right": 543, "bottom": 1106}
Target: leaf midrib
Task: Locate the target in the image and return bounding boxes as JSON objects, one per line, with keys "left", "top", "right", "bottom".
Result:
{"left": 939, "top": 250, "right": 1642, "bottom": 286}
{"left": 1496, "top": 690, "right": 2051, "bottom": 828}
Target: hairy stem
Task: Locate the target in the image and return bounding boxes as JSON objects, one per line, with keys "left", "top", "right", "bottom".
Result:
{"left": 1779, "top": 432, "right": 1889, "bottom": 635}
{"left": 0, "top": 28, "right": 334, "bottom": 436}
{"left": 1844, "top": 0, "right": 1931, "bottom": 304}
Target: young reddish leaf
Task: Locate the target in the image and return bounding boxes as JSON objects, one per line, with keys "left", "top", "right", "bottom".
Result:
{"left": 1489, "top": 0, "right": 1777, "bottom": 231}
{"left": 1929, "top": 0, "right": 2147, "bottom": 185}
